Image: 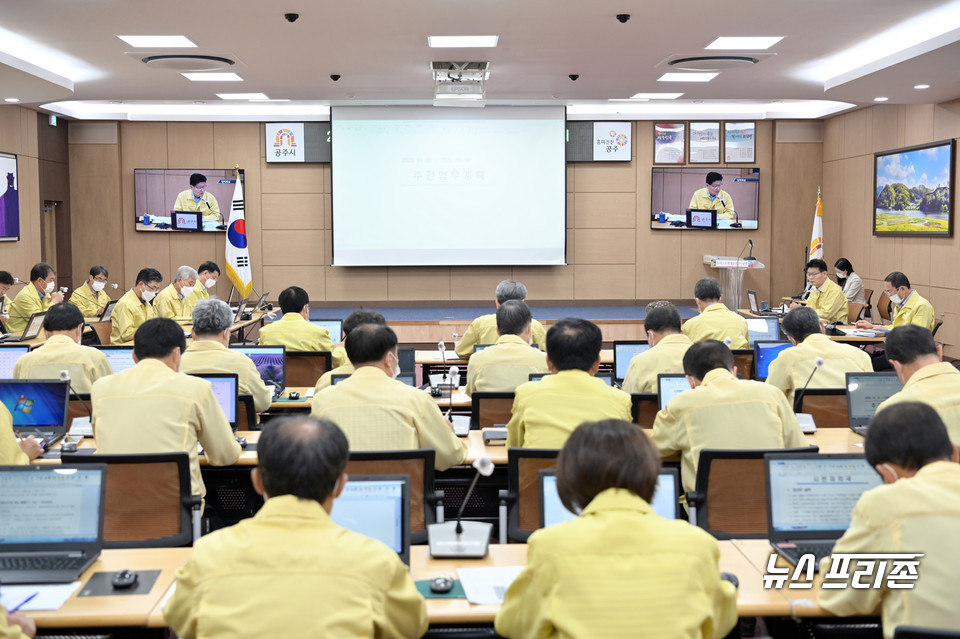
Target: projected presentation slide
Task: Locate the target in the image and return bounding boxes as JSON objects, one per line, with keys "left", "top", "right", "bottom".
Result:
{"left": 331, "top": 106, "right": 567, "bottom": 266}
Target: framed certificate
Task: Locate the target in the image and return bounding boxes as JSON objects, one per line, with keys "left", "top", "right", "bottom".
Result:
{"left": 654, "top": 122, "right": 686, "bottom": 164}
{"left": 690, "top": 122, "right": 721, "bottom": 164}
{"left": 724, "top": 122, "right": 755, "bottom": 163}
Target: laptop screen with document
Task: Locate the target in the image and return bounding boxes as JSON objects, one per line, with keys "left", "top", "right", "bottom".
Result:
{"left": 746, "top": 317, "right": 780, "bottom": 344}
{"left": 846, "top": 372, "right": 903, "bottom": 428}
{"left": 657, "top": 374, "right": 691, "bottom": 410}
{"left": 613, "top": 341, "right": 650, "bottom": 382}
{"left": 540, "top": 468, "right": 679, "bottom": 528}
{"left": 0, "top": 346, "right": 31, "bottom": 379}
{"left": 329, "top": 475, "right": 409, "bottom": 563}
{"left": 93, "top": 345, "right": 136, "bottom": 373}
{"left": 0, "top": 465, "right": 105, "bottom": 545}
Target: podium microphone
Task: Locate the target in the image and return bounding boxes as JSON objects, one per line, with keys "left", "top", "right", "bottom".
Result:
{"left": 59, "top": 370, "right": 92, "bottom": 417}
{"left": 745, "top": 239, "right": 757, "bottom": 261}
{"left": 428, "top": 456, "right": 495, "bottom": 557}
{"left": 793, "top": 357, "right": 825, "bottom": 412}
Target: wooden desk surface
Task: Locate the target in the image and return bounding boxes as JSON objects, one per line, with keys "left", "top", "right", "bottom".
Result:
{"left": 732, "top": 539, "right": 829, "bottom": 618}
{"left": 806, "top": 428, "right": 865, "bottom": 454}
{"left": 269, "top": 386, "right": 314, "bottom": 410}
{"left": 29, "top": 548, "right": 191, "bottom": 629}
{"left": 417, "top": 349, "right": 614, "bottom": 365}
{"left": 409, "top": 540, "right": 791, "bottom": 623}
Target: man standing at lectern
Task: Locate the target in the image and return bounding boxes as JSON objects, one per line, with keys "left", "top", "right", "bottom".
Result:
{"left": 689, "top": 171, "right": 735, "bottom": 220}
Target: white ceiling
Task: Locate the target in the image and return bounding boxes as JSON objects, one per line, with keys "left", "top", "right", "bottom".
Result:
{"left": 2, "top": 0, "right": 960, "bottom": 121}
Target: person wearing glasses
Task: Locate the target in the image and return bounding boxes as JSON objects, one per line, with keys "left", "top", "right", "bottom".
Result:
{"left": 111, "top": 267, "right": 162, "bottom": 344}
{"left": 69, "top": 265, "right": 112, "bottom": 318}
{"left": 173, "top": 173, "right": 222, "bottom": 224}
{"left": 689, "top": 171, "right": 735, "bottom": 220}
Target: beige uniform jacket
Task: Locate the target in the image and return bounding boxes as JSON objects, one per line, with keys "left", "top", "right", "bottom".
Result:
{"left": 806, "top": 277, "right": 848, "bottom": 323}
{"left": 153, "top": 283, "right": 192, "bottom": 322}
{"left": 6, "top": 285, "right": 53, "bottom": 334}
{"left": 621, "top": 333, "right": 693, "bottom": 394}
{"left": 69, "top": 283, "right": 111, "bottom": 318}
{"left": 681, "top": 303, "right": 750, "bottom": 350}
{"left": 258, "top": 312, "right": 335, "bottom": 354}
{"left": 455, "top": 313, "right": 548, "bottom": 358}
{"left": 0, "top": 404, "right": 28, "bottom": 465}
{"left": 314, "top": 361, "right": 356, "bottom": 393}
{"left": 110, "top": 288, "right": 156, "bottom": 344}
{"left": 765, "top": 333, "right": 872, "bottom": 404}
{"left": 179, "top": 340, "right": 273, "bottom": 413}
{"left": 891, "top": 291, "right": 935, "bottom": 331}
{"left": 13, "top": 335, "right": 114, "bottom": 393}
{"left": 876, "top": 362, "right": 960, "bottom": 444}
{"left": 465, "top": 334, "right": 549, "bottom": 395}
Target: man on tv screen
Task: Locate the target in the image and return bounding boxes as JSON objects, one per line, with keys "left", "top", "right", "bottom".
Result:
{"left": 173, "top": 173, "right": 221, "bottom": 224}
{"left": 689, "top": 171, "right": 735, "bottom": 220}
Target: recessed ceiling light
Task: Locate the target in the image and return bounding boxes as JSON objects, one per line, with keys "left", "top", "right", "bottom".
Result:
{"left": 181, "top": 72, "right": 243, "bottom": 82}
{"left": 657, "top": 72, "right": 718, "bottom": 82}
{"left": 705, "top": 36, "right": 783, "bottom": 50}
{"left": 427, "top": 35, "right": 499, "bottom": 48}
{"left": 628, "top": 92, "right": 684, "bottom": 100}
{"left": 874, "top": 96, "right": 889, "bottom": 102}
{"left": 216, "top": 92, "right": 269, "bottom": 100}
{"left": 914, "top": 84, "right": 930, "bottom": 89}
{"left": 4, "top": 98, "right": 19, "bottom": 103}
{"left": 609, "top": 98, "right": 649, "bottom": 102}
{"left": 117, "top": 35, "right": 197, "bottom": 48}
{"left": 249, "top": 98, "right": 291, "bottom": 102}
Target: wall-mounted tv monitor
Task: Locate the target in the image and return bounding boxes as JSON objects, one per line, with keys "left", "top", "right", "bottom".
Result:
{"left": 566, "top": 121, "right": 632, "bottom": 162}
{"left": 0, "top": 152, "right": 20, "bottom": 242}
{"left": 331, "top": 106, "right": 566, "bottom": 266}
{"left": 874, "top": 140, "right": 954, "bottom": 238}
{"left": 134, "top": 169, "right": 243, "bottom": 233}
{"left": 651, "top": 166, "right": 759, "bottom": 231}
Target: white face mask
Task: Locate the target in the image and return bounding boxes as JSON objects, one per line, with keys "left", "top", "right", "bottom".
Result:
{"left": 836, "top": 271, "right": 847, "bottom": 278}
{"left": 180, "top": 286, "right": 195, "bottom": 298}
{"left": 203, "top": 278, "right": 217, "bottom": 289}
{"left": 141, "top": 288, "right": 157, "bottom": 302}
{"left": 391, "top": 353, "right": 401, "bottom": 379}
{"left": 889, "top": 293, "right": 901, "bottom": 305}
{"left": 91, "top": 281, "right": 106, "bottom": 292}
{"left": 44, "top": 281, "right": 56, "bottom": 294}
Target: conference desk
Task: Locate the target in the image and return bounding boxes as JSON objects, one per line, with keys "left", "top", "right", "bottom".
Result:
{"left": 416, "top": 349, "right": 615, "bottom": 366}
{"left": 268, "top": 386, "right": 473, "bottom": 411}
{"left": 738, "top": 312, "right": 886, "bottom": 345}
{"left": 116, "top": 309, "right": 268, "bottom": 346}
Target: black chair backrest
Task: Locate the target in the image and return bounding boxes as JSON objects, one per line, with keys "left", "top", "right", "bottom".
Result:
{"left": 631, "top": 393, "right": 658, "bottom": 428}
{"left": 469, "top": 391, "right": 515, "bottom": 429}
{"left": 505, "top": 447, "right": 561, "bottom": 542}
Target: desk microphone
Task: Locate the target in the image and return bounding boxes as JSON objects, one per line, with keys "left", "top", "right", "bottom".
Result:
{"left": 447, "top": 365, "right": 459, "bottom": 412}
{"left": 428, "top": 456, "right": 495, "bottom": 557}
{"left": 793, "top": 356, "right": 825, "bottom": 412}
{"left": 745, "top": 239, "right": 757, "bottom": 261}
{"left": 59, "top": 370, "right": 92, "bottom": 417}
{"left": 723, "top": 197, "right": 742, "bottom": 228}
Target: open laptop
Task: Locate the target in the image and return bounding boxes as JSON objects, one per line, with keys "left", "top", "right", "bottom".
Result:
{"left": 230, "top": 345, "right": 286, "bottom": 395}
{"left": 92, "top": 345, "right": 136, "bottom": 374}
{"left": 1, "top": 311, "right": 46, "bottom": 343}
{"left": 311, "top": 319, "right": 343, "bottom": 343}
{"left": 98, "top": 299, "right": 118, "bottom": 322}
{"left": 0, "top": 345, "right": 31, "bottom": 379}
{"left": 747, "top": 289, "right": 784, "bottom": 316}
{"left": 539, "top": 467, "right": 680, "bottom": 528}
{"left": 397, "top": 346, "right": 415, "bottom": 375}
{"left": 528, "top": 372, "right": 614, "bottom": 386}
{"left": 613, "top": 340, "right": 650, "bottom": 384}
{"left": 329, "top": 474, "right": 410, "bottom": 564}
{"left": 232, "top": 300, "right": 250, "bottom": 325}
{"left": 0, "top": 379, "right": 70, "bottom": 449}
{"left": 746, "top": 317, "right": 781, "bottom": 344}
{"left": 846, "top": 371, "right": 904, "bottom": 435}
{"left": 0, "top": 464, "right": 107, "bottom": 584}
{"left": 188, "top": 373, "right": 239, "bottom": 431}
{"left": 657, "top": 373, "right": 692, "bottom": 410}
{"left": 754, "top": 340, "right": 793, "bottom": 381}
{"left": 766, "top": 453, "right": 883, "bottom": 569}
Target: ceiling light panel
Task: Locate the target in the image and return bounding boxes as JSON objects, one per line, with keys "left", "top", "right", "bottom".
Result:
{"left": 117, "top": 35, "right": 197, "bottom": 48}
{"left": 428, "top": 36, "right": 499, "bottom": 48}
{"left": 181, "top": 72, "right": 243, "bottom": 81}
{"left": 705, "top": 36, "right": 783, "bottom": 50}
{"left": 217, "top": 93, "right": 268, "bottom": 100}
{"left": 657, "top": 72, "right": 718, "bottom": 82}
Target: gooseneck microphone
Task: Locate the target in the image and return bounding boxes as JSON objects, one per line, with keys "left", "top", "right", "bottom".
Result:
{"left": 428, "top": 456, "right": 495, "bottom": 557}
{"left": 723, "top": 196, "right": 742, "bottom": 228}
{"left": 59, "top": 370, "right": 92, "bottom": 417}
{"left": 745, "top": 239, "right": 757, "bottom": 261}
{"left": 793, "top": 357, "right": 825, "bottom": 412}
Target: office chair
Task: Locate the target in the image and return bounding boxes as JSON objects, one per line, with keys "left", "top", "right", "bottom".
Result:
{"left": 497, "top": 447, "right": 560, "bottom": 543}
{"left": 796, "top": 388, "right": 848, "bottom": 428}
{"left": 285, "top": 350, "right": 332, "bottom": 386}
{"left": 469, "top": 391, "right": 515, "bottom": 429}
{"left": 631, "top": 392, "right": 658, "bottom": 428}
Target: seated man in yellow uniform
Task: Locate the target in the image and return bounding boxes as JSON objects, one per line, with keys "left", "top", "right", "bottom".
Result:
{"left": 172, "top": 173, "right": 221, "bottom": 224}
{"left": 0, "top": 605, "right": 35, "bottom": 639}
{"left": 110, "top": 267, "right": 162, "bottom": 344}
{"left": 875, "top": 325, "right": 960, "bottom": 444}
{"left": 180, "top": 300, "right": 273, "bottom": 415}
{"left": 506, "top": 318, "right": 632, "bottom": 449}
{"left": 311, "top": 324, "right": 468, "bottom": 471}
{"left": 0, "top": 270, "right": 15, "bottom": 319}
{"left": 6, "top": 262, "right": 64, "bottom": 334}
{"left": 68, "top": 265, "right": 112, "bottom": 318}
{"left": 856, "top": 271, "right": 935, "bottom": 332}
{"left": 681, "top": 277, "right": 750, "bottom": 349}
{"left": 652, "top": 340, "right": 808, "bottom": 495}
{"left": 790, "top": 258, "right": 848, "bottom": 323}
{"left": 185, "top": 260, "right": 220, "bottom": 311}
{"left": 455, "top": 279, "right": 548, "bottom": 357}
{"left": 465, "top": 300, "right": 548, "bottom": 395}
{"left": 92, "top": 317, "right": 241, "bottom": 500}
{"left": 622, "top": 303, "right": 692, "bottom": 394}
{"left": 13, "top": 303, "right": 113, "bottom": 393}
{"left": 688, "top": 171, "right": 735, "bottom": 220}
{"left": 765, "top": 306, "right": 871, "bottom": 406}
{"left": 313, "top": 309, "right": 386, "bottom": 392}
{"left": 0, "top": 403, "right": 42, "bottom": 465}
{"left": 496, "top": 419, "right": 737, "bottom": 639}
{"left": 258, "top": 286, "right": 337, "bottom": 360}
{"left": 819, "top": 402, "right": 960, "bottom": 637}
{"left": 153, "top": 265, "right": 198, "bottom": 323}
{"left": 164, "top": 416, "right": 428, "bottom": 639}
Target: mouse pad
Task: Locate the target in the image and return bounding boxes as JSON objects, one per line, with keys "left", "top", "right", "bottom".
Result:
{"left": 275, "top": 396, "right": 307, "bottom": 403}
{"left": 415, "top": 579, "right": 465, "bottom": 599}
{"left": 39, "top": 448, "right": 97, "bottom": 459}
{"left": 78, "top": 570, "right": 160, "bottom": 597}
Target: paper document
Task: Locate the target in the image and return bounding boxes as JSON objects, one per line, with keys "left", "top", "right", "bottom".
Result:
{"left": 69, "top": 417, "right": 93, "bottom": 437}
{"left": 457, "top": 566, "right": 524, "bottom": 605}
{"left": 451, "top": 414, "right": 471, "bottom": 437}
{"left": 304, "top": 387, "right": 316, "bottom": 398}
{"left": 160, "top": 583, "right": 177, "bottom": 614}
{"left": 0, "top": 582, "right": 82, "bottom": 611}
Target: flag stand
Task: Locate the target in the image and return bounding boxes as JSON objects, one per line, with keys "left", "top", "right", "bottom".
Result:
{"left": 226, "top": 285, "right": 262, "bottom": 306}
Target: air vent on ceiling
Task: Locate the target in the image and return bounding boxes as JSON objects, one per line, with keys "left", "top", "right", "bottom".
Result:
{"left": 431, "top": 61, "right": 490, "bottom": 81}
{"left": 667, "top": 56, "right": 760, "bottom": 71}
{"left": 140, "top": 55, "right": 236, "bottom": 72}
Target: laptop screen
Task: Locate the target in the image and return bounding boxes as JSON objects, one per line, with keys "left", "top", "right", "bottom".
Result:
{"left": 311, "top": 319, "right": 343, "bottom": 343}
{"left": 230, "top": 345, "right": 286, "bottom": 387}
{"left": 766, "top": 454, "right": 882, "bottom": 536}
{"left": 0, "top": 346, "right": 31, "bottom": 379}
{"left": 613, "top": 341, "right": 650, "bottom": 382}
{"left": 746, "top": 317, "right": 780, "bottom": 344}
{"left": 0, "top": 467, "right": 104, "bottom": 544}
{"left": 540, "top": 469, "right": 679, "bottom": 527}
{"left": 23, "top": 313, "right": 46, "bottom": 339}
{"left": 0, "top": 380, "right": 69, "bottom": 430}
{"left": 189, "top": 374, "right": 238, "bottom": 424}
{"left": 747, "top": 290, "right": 760, "bottom": 313}
{"left": 94, "top": 346, "right": 136, "bottom": 373}
{"left": 846, "top": 372, "right": 903, "bottom": 427}
{"left": 330, "top": 475, "right": 409, "bottom": 562}
{"left": 172, "top": 210, "right": 201, "bottom": 230}
{"left": 657, "top": 374, "right": 691, "bottom": 410}
{"left": 754, "top": 341, "right": 793, "bottom": 380}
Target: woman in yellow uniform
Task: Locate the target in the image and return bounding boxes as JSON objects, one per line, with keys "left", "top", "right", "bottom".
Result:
{"left": 69, "top": 265, "right": 112, "bottom": 318}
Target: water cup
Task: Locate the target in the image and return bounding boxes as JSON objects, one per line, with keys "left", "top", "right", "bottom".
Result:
{"left": 142, "top": 214, "right": 151, "bottom": 225}
{"left": 658, "top": 212, "right": 666, "bottom": 223}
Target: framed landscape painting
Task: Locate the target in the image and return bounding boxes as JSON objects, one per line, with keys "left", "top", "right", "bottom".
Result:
{"left": 874, "top": 140, "right": 954, "bottom": 237}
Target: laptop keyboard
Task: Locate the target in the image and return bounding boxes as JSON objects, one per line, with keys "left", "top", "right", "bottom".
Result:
{"left": 0, "top": 554, "right": 87, "bottom": 572}
{"left": 776, "top": 542, "right": 835, "bottom": 569}
{"left": 850, "top": 425, "right": 868, "bottom": 436}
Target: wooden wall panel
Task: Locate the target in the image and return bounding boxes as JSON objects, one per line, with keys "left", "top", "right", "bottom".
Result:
{"left": 262, "top": 230, "right": 325, "bottom": 265}
{"left": 0, "top": 107, "right": 42, "bottom": 290}
{"left": 871, "top": 104, "right": 900, "bottom": 153}
{"left": 574, "top": 229, "right": 635, "bottom": 264}
{"left": 68, "top": 143, "right": 123, "bottom": 291}
{"left": 449, "top": 267, "right": 512, "bottom": 301}
{"left": 323, "top": 265, "right": 389, "bottom": 302}
{"left": 574, "top": 264, "right": 635, "bottom": 300}
{"left": 512, "top": 265, "right": 575, "bottom": 301}
{"left": 573, "top": 192, "right": 636, "bottom": 228}
{"left": 261, "top": 194, "right": 325, "bottom": 229}
{"left": 388, "top": 267, "right": 450, "bottom": 301}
